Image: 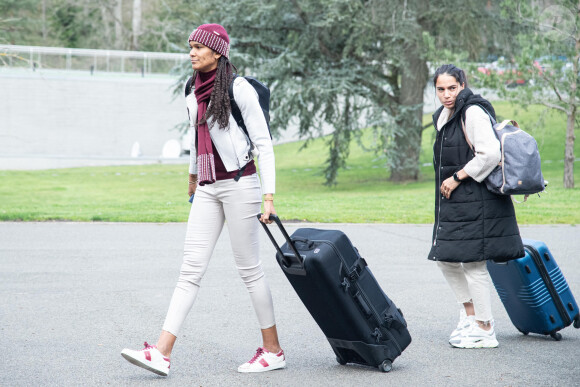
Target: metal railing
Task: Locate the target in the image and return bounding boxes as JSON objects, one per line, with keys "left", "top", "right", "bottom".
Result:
{"left": 0, "top": 44, "right": 189, "bottom": 76}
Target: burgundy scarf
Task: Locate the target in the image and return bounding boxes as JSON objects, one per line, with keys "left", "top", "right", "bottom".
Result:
{"left": 194, "top": 69, "right": 217, "bottom": 185}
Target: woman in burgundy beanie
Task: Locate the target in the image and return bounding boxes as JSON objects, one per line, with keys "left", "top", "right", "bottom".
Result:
{"left": 122, "top": 23, "right": 285, "bottom": 375}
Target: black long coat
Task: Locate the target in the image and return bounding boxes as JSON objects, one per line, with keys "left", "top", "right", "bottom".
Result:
{"left": 427, "top": 89, "right": 524, "bottom": 263}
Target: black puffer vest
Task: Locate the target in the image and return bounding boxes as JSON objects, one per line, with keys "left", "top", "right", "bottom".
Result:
{"left": 428, "top": 89, "right": 524, "bottom": 263}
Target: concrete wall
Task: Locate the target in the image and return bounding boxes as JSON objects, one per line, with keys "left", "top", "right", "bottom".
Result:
{"left": 0, "top": 69, "right": 188, "bottom": 168}
{"left": 0, "top": 68, "right": 448, "bottom": 171}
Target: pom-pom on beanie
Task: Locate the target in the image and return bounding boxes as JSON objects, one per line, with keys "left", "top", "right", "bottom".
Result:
{"left": 188, "top": 24, "right": 230, "bottom": 59}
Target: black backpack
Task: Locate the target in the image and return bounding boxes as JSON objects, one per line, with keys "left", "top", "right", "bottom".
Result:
{"left": 229, "top": 74, "right": 272, "bottom": 139}
{"left": 184, "top": 74, "right": 272, "bottom": 139}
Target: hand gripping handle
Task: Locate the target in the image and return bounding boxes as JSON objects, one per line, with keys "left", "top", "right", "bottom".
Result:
{"left": 257, "top": 214, "right": 306, "bottom": 275}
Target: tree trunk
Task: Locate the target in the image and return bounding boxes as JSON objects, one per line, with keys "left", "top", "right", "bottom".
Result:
{"left": 114, "top": 0, "right": 123, "bottom": 50}
{"left": 101, "top": 5, "right": 112, "bottom": 48}
{"left": 41, "top": 0, "right": 47, "bottom": 41}
{"left": 564, "top": 109, "right": 575, "bottom": 188}
{"left": 132, "top": 0, "right": 142, "bottom": 50}
{"left": 389, "top": 53, "right": 428, "bottom": 182}
{"left": 564, "top": 9, "right": 579, "bottom": 189}
{"left": 324, "top": 97, "right": 351, "bottom": 185}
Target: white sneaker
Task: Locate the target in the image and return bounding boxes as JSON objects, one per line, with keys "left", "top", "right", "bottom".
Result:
{"left": 449, "top": 323, "right": 499, "bottom": 348}
{"left": 238, "top": 347, "right": 286, "bottom": 373}
{"left": 121, "top": 342, "right": 171, "bottom": 376}
{"left": 449, "top": 310, "right": 475, "bottom": 341}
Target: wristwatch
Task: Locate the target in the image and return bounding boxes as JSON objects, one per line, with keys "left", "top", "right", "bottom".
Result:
{"left": 453, "top": 172, "right": 462, "bottom": 182}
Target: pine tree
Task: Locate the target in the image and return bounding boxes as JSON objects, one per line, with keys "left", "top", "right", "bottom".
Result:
{"left": 198, "top": 0, "right": 519, "bottom": 184}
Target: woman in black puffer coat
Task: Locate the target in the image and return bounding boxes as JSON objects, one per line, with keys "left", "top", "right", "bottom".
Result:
{"left": 429, "top": 64, "right": 524, "bottom": 349}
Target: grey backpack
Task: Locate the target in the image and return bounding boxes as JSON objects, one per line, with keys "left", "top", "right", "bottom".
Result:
{"left": 461, "top": 107, "right": 546, "bottom": 196}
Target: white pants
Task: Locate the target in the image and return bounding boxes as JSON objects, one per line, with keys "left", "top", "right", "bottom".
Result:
{"left": 162, "top": 174, "right": 276, "bottom": 336}
{"left": 437, "top": 261, "right": 494, "bottom": 322}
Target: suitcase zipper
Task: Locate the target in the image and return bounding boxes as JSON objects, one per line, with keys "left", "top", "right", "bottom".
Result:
{"left": 524, "top": 244, "right": 572, "bottom": 326}
{"left": 315, "top": 240, "right": 403, "bottom": 353}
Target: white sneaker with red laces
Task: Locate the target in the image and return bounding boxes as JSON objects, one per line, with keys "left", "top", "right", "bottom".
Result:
{"left": 121, "top": 342, "right": 171, "bottom": 376}
{"left": 238, "top": 347, "right": 286, "bottom": 373}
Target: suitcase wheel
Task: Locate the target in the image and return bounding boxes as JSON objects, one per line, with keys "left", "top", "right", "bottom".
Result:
{"left": 574, "top": 317, "right": 580, "bottom": 329}
{"left": 516, "top": 328, "right": 529, "bottom": 336}
{"left": 378, "top": 360, "right": 392, "bottom": 373}
{"left": 550, "top": 332, "right": 562, "bottom": 341}
{"left": 336, "top": 356, "right": 347, "bottom": 365}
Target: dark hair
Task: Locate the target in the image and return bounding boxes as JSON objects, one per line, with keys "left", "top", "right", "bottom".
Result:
{"left": 433, "top": 64, "right": 468, "bottom": 88}
{"left": 197, "top": 56, "right": 237, "bottom": 129}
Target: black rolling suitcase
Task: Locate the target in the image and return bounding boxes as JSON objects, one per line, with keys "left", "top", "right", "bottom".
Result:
{"left": 259, "top": 214, "right": 411, "bottom": 372}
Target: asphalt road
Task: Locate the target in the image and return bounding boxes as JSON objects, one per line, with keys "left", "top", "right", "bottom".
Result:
{"left": 1, "top": 222, "right": 579, "bottom": 386}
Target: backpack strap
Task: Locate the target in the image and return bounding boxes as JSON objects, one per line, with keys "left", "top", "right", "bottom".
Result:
{"left": 497, "top": 119, "right": 519, "bottom": 131}
{"left": 460, "top": 103, "right": 502, "bottom": 152}
{"left": 228, "top": 74, "right": 248, "bottom": 135}
{"left": 185, "top": 75, "right": 195, "bottom": 97}
{"left": 475, "top": 104, "right": 496, "bottom": 124}
{"left": 228, "top": 74, "right": 252, "bottom": 182}
{"left": 233, "top": 164, "right": 247, "bottom": 182}
{"left": 460, "top": 119, "right": 475, "bottom": 152}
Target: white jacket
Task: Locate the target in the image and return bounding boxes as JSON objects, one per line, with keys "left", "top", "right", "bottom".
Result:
{"left": 186, "top": 76, "right": 275, "bottom": 194}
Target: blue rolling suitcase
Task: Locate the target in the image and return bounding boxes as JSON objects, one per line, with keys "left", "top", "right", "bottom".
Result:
{"left": 487, "top": 238, "right": 580, "bottom": 340}
{"left": 259, "top": 214, "right": 411, "bottom": 372}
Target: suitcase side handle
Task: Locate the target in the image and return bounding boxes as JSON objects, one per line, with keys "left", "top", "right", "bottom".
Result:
{"left": 257, "top": 214, "right": 306, "bottom": 275}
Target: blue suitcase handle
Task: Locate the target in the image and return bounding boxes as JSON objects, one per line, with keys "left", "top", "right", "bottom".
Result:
{"left": 257, "top": 214, "right": 307, "bottom": 276}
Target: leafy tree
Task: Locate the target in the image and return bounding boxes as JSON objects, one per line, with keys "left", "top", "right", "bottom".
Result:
{"left": 471, "top": 0, "right": 579, "bottom": 188}
{"left": 136, "top": 0, "right": 205, "bottom": 53}
{"left": 50, "top": 2, "right": 97, "bottom": 48}
{"left": 194, "top": 0, "right": 520, "bottom": 185}
{"left": 1, "top": 0, "right": 530, "bottom": 186}
{"left": 0, "top": 0, "right": 42, "bottom": 45}
{"left": 0, "top": 0, "right": 200, "bottom": 51}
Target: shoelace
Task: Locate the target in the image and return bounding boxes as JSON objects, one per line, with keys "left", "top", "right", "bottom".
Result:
{"left": 143, "top": 341, "right": 155, "bottom": 350}
{"left": 456, "top": 317, "right": 468, "bottom": 329}
{"left": 248, "top": 347, "right": 265, "bottom": 364}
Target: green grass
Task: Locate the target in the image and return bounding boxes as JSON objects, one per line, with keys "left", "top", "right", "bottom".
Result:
{"left": 1, "top": 103, "right": 579, "bottom": 223}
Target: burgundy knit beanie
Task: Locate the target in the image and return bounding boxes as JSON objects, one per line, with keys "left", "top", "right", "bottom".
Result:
{"left": 188, "top": 24, "right": 230, "bottom": 59}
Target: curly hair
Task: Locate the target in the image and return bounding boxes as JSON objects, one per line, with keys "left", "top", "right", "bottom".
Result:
{"left": 196, "top": 56, "right": 237, "bottom": 130}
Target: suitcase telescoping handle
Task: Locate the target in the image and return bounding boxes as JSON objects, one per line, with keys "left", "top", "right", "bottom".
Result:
{"left": 257, "top": 214, "right": 306, "bottom": 276}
